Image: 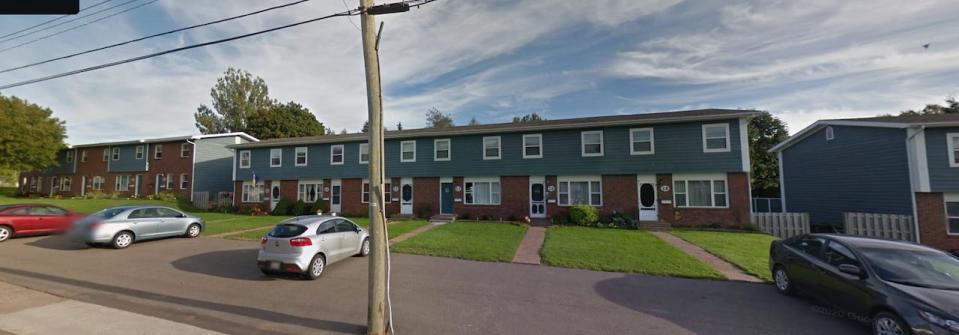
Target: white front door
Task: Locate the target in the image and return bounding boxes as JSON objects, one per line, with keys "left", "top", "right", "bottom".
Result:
{"left": 330, "top": 179, "right": 342, "bottom": 213}
{"left": 529, "top": 176, "right": 546, "bottom": 218}
{"left": 637, "top": 175, "right": 658, "bottom": 221}
{"left": 269, "top": 181, "right": 281, "bottom": 211}
{"left": 400, "top": 177, "right": 413, "bottom": 215}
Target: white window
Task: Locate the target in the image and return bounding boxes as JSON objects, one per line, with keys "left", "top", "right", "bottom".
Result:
{"left": 112, "top": 148, "right": 120, "bottom": 161}
{"left": 673, "top": 174, "right": 728, "bottom": 208}
{"left": 825, "top": 126, "right": 835, "bottom": 141}
{"left": 630, "top": 128, "right": 654, "bottom": 155}
{"left": 948, "top": 133, "right": 959, "bottom": 168}
{"left": 135, "top": 145, "right": 144, "bottom": 160}
{"left": 523, "top": 134, "right": 542, "bottom": 159}
{"left": 59, "top": 176, "right": 72, "bottom": 191}
{"left": 80, "top": 150, "right": 88, "bottom": 163}
{"left": 384, "top": 182, "right": 392, "bottom": 203}
{"left": 180, "top": 174, "right": 189, "bottom": 190}
{"left": 297, "top": 180, "right": 323, "bottom": 203}
{"left": 92, "top": 176, "right": 104, "bottom": 190}
{"left": 400, "top": 140, "right": 416, "bottom": 162}
{"left": 242, "top": 181, "right": 264, "bottom": 203}
{"left": 166, "top": 173, "right": 174, "bottom": 190}
{"left": 464, "top": 177, "right": 501, "bottom": 205}
{"left": 295, "top": 147, "right": 308, "bottom": 167}
{"left": 359, "top": 143, "right": 369, "bottom": 164}
{"left": 115, "top": 175, "right": 130, "bottom": 192}
{"left": 483, "top": 136, "right": 501, "bottom": 160}
{"left": 330, "top": 145, "right": 344, "bottom": 165}
{"left": 581, "top": 131, "right": 604, "bottom": 157}
{"left": 103, "top": 148, "right": 109, "bottom": 162}
{"left": 946, "top": 194, "right": 959, "bottom": 235}
{"left": 239, "top": 150, "right": 251, "bottom": 169}
{"left": 362, "top": 180, "right": 370, "bottom": 203}
{"left": 180, "top": 143, "right": 191, "bottom": 158}
{"left": 154, "top": 144, "right": 163, "bottom": 159}
{"left": 65, "top": 151, "right": 74, "bottom": 163}
{"left": 270, "top": 149, "right": 282, "bottom": 167}
{"left": 558, "top": 177, "right": 602, "bottom": 206}
{"left": 434, "top": 139, "right": 451, "bottom": 161}
{"left": 702, "top": 123, "right": 731, "bottom": 152}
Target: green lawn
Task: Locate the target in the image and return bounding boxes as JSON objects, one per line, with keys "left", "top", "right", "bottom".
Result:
{"left": 391, "top": 221, "right": 527, "bottom": 262}
{"left": 224, "top": 219, "right": 427, "bottom": 241}
{"left": 671, "top": 230, "right": 779, "bottom": 282}
{"left": 541, "top": 226, "right": 723, "bottom": 279}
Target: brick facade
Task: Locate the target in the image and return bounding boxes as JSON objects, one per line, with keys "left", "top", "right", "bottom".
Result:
{"left": 915, "top": 192, "right": 959, "bottom": 252}
{"left": 147, "top": 141, "right": 194, "bottom": 197}
{"left": 659, "top": 172, "right": 750, "bottom": 226}
{"left": 413, "top": 177, "right": 439, "bottom": 217}
{"left": 452, "top": 176, "right": 529, "bottom": 220}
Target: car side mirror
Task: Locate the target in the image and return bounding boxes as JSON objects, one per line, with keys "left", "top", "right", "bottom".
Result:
{"left": 838, "top": 264, "right": 865, "bottom": 278}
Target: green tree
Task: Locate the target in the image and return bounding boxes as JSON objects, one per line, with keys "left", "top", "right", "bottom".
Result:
{"left": 194, "top": 67, "right": 272, "bottom": 134}
{"left": 512, "top": 113, "right": 545, "bottom": 123}
{"left": 425, "top": 107, "right": 454, "bottom": 128}
{"left": 361, "top": 120, "right": 370, "bottom": 133}
{"left": 0, "top": 95, "right": 66, "bottom": 173}
{"left": 467, "top": 117, "right": 481, "bottom": 126}
{"left": 899, "top": 97, "right": 959, "bottom": 116}
{"left": 245, "top": 102, "right": 326, "bottom": 139}
{"left": 748, "top": 111, "right": 789, "bottom": 197}
{"left": 396, "top": 122, "right": 403, "bottom": 131}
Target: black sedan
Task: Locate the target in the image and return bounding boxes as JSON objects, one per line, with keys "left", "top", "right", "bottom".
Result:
{"left": 769, "top": 234, "right": 959, "bottom": 335}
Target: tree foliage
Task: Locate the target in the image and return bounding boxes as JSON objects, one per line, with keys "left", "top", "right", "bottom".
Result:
{"left": 512, "top": 113, "right": 545, "bottom": 123}
{"left": 396, "top": 122, "right": 403, "bottom": 131}
{"left": 748, "top": 111, "right": 789, "bottom": 197}
{"left": 361, "top": 120, "right": 370, "bottom": 133}
{"left": 425, "top": 107, "right": 454, "bottom": 128}
{"left": 899, "top": 97, "right": 959, "bottom": 116}
{"left": 468, "top": 117, "right": 481, "bottom": 126}
{"left": 194, "top": 67, "right": 273, "bottom": 134}
{"left": 0, "top": 95, "right": 66, "bottom": 172}
{"left": 245, "top": 102, "right": 326, "bottom": 139}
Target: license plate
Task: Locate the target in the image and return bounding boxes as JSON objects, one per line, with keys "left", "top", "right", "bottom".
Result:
{"left": 269, "top": 261, "right": 280, "bottom": 270}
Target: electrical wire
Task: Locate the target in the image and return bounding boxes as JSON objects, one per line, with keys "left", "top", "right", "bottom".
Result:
{"left": 0, "top": 0, "right": 146, "bottom": 45}
{"left": 0, "top": 0, "right": 313, "bottom": 75}
{"left": 0, "top": 0, "right": 115, "bottom": 41}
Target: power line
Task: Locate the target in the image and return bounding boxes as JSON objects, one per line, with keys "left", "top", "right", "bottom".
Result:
{"left": 0, "top": 0, "right": 115, "bottom": 41}
{"left": 0, "top": 0, "right": 147, "bottom": 45}
{"left": 0, "top": 0, "right": 312, "bottom": 74}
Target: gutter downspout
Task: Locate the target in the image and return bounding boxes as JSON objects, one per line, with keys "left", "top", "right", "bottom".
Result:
{"left": 187, "top": 139, "right": 197, "bottom": 203}
{"left": 906, "top": 126, "right": 925, "bottom": 244}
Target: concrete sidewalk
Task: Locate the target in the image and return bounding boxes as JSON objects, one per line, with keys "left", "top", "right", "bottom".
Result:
{"left": 650, "top": 232, "right": 763, "bottom": 283}
{"left": 512, "top": 226, "right": 546, "bottom": 264}
{"left": 0, "top": 281, "right": 225, "bottom": 335}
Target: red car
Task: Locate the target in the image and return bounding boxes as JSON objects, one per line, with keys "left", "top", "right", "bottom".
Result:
{"left": 0, "top": 204, "right": 84, "bottom": 242}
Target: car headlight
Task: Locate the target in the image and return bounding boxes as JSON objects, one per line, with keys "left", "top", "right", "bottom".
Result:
{"left": 919, "top": 310, "right": 959, "bottom": 332}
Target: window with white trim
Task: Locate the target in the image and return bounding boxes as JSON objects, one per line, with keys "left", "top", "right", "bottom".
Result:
{"left": 362, "top": 181, "right": 370, "bottom": 203}
{"left": 166, "top": 173, "right": 174, "bottom": 190}
{"left": 464, "top": 178, "right": 501, "bottom": 205}
{"left": 65, "top": 151, "right": 74, "bottom": 163}
{"left": 523, "top": 134, "right": 542, "bottom": 159}
{"left": 825, "top": 126, "right": 835, "bottom": 141}
{"left": 180, "top": 174, "right": 189, "bottom": 190}
{"left": 384, "top": 182, "right": 392, "bottom": 203}
{"left": 59, "top": 176, "right": 72, "bottom": 191}
{"left": 295, "top": 147, "right": 308, "bottom": 166}
{"left": 948, "top": 133, "right": 959, "bottom": 167}
{"left": 92, "top": 176, "right": 104, "bottom": 190}
{"left": 330, "top": 145, "right": 344, "bottom": 165}
{"left": 630, "top": 128, "right": 654, "bottom": 155}
{"left": 359, "top": 143, "right": 369, "bottom": 164}
{"left": 400, "top": 140, "right": 416, "bottom": 162}
{"left": 242, "top": 181, "right": 264, "bottom": 203}
{"left": 558, "top": 177, "right": 602, "bottom": 206}
{"left": 702, "top": 123, "right": 730, "bottom": 152}
{"left": 239, "top": 150, "right": 251, "bottom": 168}
{"left": 103, "top": 148, "right": 109, "bottom": 162}
{"left": 154, "top": 145, "right": 163, "bottom": 159}
{"left": 135, "top": 145, "right": 145, "bottom": 160}
{"left": 483, "top": 136, "right": 501, "bottom": 160}
{"left": 270, "top": 149, "right": 282, "bottom": 167}
{"left": 297, "top": 181, "right": 323, "bottom": 203}
{"left": 946, "top": 194, "right": 959, "bottom": 235}
{"left": 673, "top": 175, "right": 728, "bottom": 208}
{"left": 581, "top": 131, "right": 604, "bottom": 156}
{"left": 80, "top": 150, "right": 88, "bottom": 162}
{"left": 434, "top": 139, "right": 451, "bottom": 161}
{"left": 112, "top": 148, "right": 120, "bottom": 161}
{"left": 115, "top": 175, "right": 130, "bottom": 192}
{"left": 180, "top": 143, "right": 191, "bottom": 157}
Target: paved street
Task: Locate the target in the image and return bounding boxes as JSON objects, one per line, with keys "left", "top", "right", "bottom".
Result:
{"left": 0, "top": 235, "right": 866, "bottom": 335}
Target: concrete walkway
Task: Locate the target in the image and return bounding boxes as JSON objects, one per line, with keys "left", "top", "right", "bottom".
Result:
{"left": 389, "top": 221, "right": 445, "bottom": 245}
{"left": 0, "top": 281, "right": 225, "bottom": 335}
{"left": 512, "top": 226, "right": 547, "bottom": 264}
{"left": 650, "top": 232, "right": 763, "bottom": 283}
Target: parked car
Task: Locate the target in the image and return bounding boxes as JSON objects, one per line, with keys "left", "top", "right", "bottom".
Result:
{"left": 68, "top": 206, "right": 204, "bottom": 249}
{"left": 770, "top": 234, "right": 959, "bottom": 335}
{"left": 0, "top": 204, "right": 84, "bottom": 242}
{"left": 257, "top": 216, "right": 370, "bottom": 280}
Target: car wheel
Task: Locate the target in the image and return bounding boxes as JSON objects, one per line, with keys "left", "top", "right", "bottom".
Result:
{"left": 184, "top": 224, "right": 201, "bottom": 238}
{"left": 358, "top": 238, "right": 370, "bottom": 257}
{"left": 873, "top": 311, "right": 911, "bottom": 335}
{"left": 0, "top": 226, "right": 11, "bottom": 242}
{"left": 773, "top": 266, "right": 795, "bottom": 296}
{"left": 304, "top": 254, "right": 325, "bottom": 280}
{"left": 111, "top": 231, "right": 134, "bottom": 249}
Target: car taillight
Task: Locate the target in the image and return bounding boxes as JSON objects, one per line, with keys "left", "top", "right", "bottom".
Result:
{"left": 260, "top": 237, "right": 268, "bottom": 245}
{"left": 289, "top": 237, "right": 312, "bottom": 247}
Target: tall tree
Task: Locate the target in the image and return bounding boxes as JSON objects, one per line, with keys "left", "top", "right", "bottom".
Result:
{"left": 425, "top": 107, "right": 454, "bottom": 128}
{"left": 194, "top": 67, "right": 272, "bottom": 134}
{"left": 899, "top": 97, "right": 959, "bottom": 116}
{"left": 748, "top": 111, "right": 789, "bottom": 197}
{"left": 361, "top": 120, "right": 370, "bottom": 133}
{"left": 468, "top": 117, "right": 481, "bottom": 126}
{"left": 245, "top": 102, "right": 326, "bottom": 139}
{"left": 0, "top": 95, "right": 67, "bottom": 172}
{"left": 512, "top": 113, "right": 545, "bottom": 123}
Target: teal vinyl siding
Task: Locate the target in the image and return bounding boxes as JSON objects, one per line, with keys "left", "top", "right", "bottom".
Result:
{"left": 193, "top": 136, "right": 248, "bottom": 194}
{"left": 108, "top": 144, "right": 149, "bottom": 172}
{"left": 41, "top": 149, "right": 76, "bottom": 175}
{"left": 235, "top": 119, "right": 744, "bottom": 181}
{"left": 925, "top": 127, "right": 959, "bottom": 192}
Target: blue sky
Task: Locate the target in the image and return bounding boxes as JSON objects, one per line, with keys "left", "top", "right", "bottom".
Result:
{"left": 0, "top": 0, "right": 958, "bottom": 144}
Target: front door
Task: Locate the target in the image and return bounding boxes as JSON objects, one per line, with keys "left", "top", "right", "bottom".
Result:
{"left": 529, "top": 176, "right": 546, "bottom": 218}
{"left": 637, "top": 176, "right": 658, "bottom": 221}
{"left": 440, "top": 182, "right": 454, "bottom": 214}
{"left": 270, "top": 181, "right": 281, "bottom": 211}
{"left": 330, "top": 179, "right": 342, "bottom": 213}
{"left": 400, "top": 177, "right": 413, "bottom": 215}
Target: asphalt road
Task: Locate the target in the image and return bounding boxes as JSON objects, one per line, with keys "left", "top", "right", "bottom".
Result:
{"left": 0, "top": 234, "right": 867, "bottom": 335}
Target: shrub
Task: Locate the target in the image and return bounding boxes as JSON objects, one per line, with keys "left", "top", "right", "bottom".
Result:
{"left": 314, "top": 200, "right": 329, "bottom": 215}
{"left": 148, "top": 191, "right": 178, "bottom": 202}
{"left": 569, "top": 204, "right": 599, "bottom": 226}
{"left": 458, "top": 212, "right": 471, "bottom": 220}
{"left": 414, "top": 203, "right": 432, "bottom": 219}
{"left": 272, "top": 197, "right": 293, "bottom": 215}
{"left": 480, "top": 214, "right": 492, "bottom": 221}
{"left": 292, "top": 200, "right": 307, "bottom": 216}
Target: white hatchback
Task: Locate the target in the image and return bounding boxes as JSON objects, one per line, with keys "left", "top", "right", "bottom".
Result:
{"left": 257, "top": 216, "right": 370, "bottom": 280}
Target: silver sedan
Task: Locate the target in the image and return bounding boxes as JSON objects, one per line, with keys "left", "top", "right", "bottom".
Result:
{"left": 69, "top": 206, "right": 204, "bottom": 249}
{"left": 257, "top": 216, "right": 370, "bottom": 280}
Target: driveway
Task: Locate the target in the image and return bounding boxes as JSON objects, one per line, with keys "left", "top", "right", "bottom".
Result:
{"left": 0, "top": 235, "right": 866, "bottom": 334}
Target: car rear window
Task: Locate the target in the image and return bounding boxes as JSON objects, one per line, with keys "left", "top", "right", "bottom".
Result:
{"left": 268, "top": 224, "right": 308, "bottom": 238}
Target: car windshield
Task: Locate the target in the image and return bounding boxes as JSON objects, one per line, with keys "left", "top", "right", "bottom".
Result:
{"left": 861, "top": 248, "right": 959, "bottom": 290}
{"left": 90, "top": 208, "right": 128, "bottom": 219}
{"left": 268, "top": 224, "right": 308, "bottom": 238}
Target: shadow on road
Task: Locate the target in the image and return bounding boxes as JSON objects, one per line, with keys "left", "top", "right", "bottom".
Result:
{"left": 0, "top": 266, "right": 365, "bottom": 334}
{"left": 170, "top": 248, "right": 280, "bottom": 282}
{"left": 25, "top": 235, "right": 87, "bottom": 250}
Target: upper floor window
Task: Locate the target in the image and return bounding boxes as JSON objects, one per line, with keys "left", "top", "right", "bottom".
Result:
{"left": 400, "top": 140, "right": 416, "bottom": 162}
{"left": 702, "top": 123, "right": 730, "bottom": 153}
{"left": 523, "top": 134, "right": 542, "bottom": 159}
{"left": 135, "top": 145, "right": 145, "bottom": 160}
{"left": 581, "top": 131, "right": 604, "bottom": 157}
{"left": 103, "top": 148, "right": 109, "bottom": 162}
{"left": 825, "top": 126, "right": 835, "bottom": 141}
{"left": 359, "top": 143, "right": 369, "bottom": 164}
{"left": 270, "top": 149, "right": 282, "bottom": 167}
{"left": 239, "top": 150, "right": 251, "bottom": 168}
{"left": 434, "top": 139, "right": 451, "bottom": 161}
{"left": 483, "top": 136, "right": 501, "bottom": 160}
{"left": 630, "top": 128, "right": 654, "bottom": 155}
{"left": 80, "top": 150, "right": 88, "bottom": 162}
{"left": 330, "top": 145, "right": 344, "bottom": 165}
{"left": 948, "top": 133, "right": 959, "bottom": 168}
{"left": 674, "top": 175, "right": 727, "bottom": 208}
{"left": 65, "top": 151, "right": 74, "bottom": 163}
{"left": 180, "top": 143, "right": 191, "bottom": 158}
{"left": 154, "top": 144, "right": 163, "bottom": 159}
{"left": 295, "top": 147, "right": 308, "bottom": 167}
{"left": 112, "top": 147, "right": 120, "bottom": 161}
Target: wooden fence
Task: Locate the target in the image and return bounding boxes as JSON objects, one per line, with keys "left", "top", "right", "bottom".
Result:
{"left": 843, "top": 212, "right": 915, "bottom": 242}
{"left": 751, "top": 212, "right": 810, "bottom": 239}
{"left": 192, "top": 192, "right": 233, "bottom": 210}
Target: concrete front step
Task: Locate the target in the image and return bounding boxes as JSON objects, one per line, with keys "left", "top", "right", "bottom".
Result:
{"left": 429, "top": 214, "right": 457, "bottom": 223}
{"left": 640, "top": 221, "right": 672, "bottom": 231}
